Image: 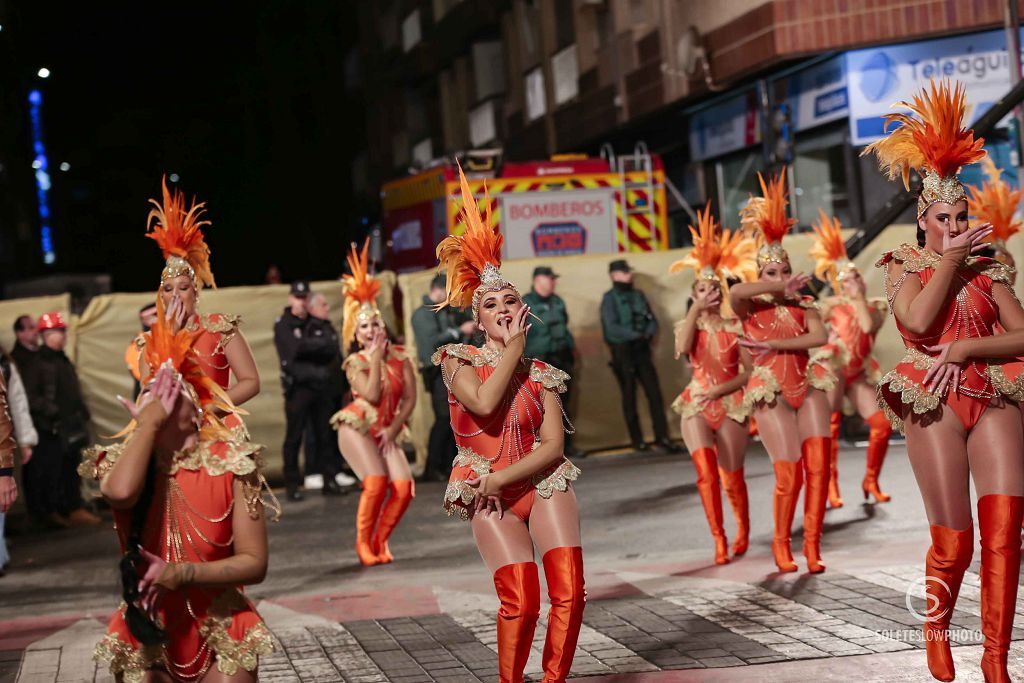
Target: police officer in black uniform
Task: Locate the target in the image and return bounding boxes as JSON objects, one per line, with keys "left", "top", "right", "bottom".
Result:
{"left": 600, "top": 260, "right": 682, "bottom": 453}
{"left": 273, "top": 281, "right": 344, "bottom": 500}
{"left": 523, "top": 266, "right": 582, "bottom": 457}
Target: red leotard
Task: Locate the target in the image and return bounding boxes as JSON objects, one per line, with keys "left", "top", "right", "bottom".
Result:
{"left": 432, "top": 344, "right": 579, "bottom": 522}
{"left": 331, "top": 345, "right": 409, "bottom": 441}
{"left": 743, "top": 295, "right": 836, "bottom": 410}
{"left": 876, "top": 244, "right": 1024, "bottom": 431}
{"left": 671, "top": 316, "right": 749, "bottom": 430}
{"left": 812, "top": 297, "right": 886, "bottom": 385}
{"left": 80, "top": 439, "right": 274, "bottom": 682}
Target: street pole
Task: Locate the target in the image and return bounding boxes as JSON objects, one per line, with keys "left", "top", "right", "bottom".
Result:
{"left": 1005, "top": 0, "right": 1024, "bottom": 184}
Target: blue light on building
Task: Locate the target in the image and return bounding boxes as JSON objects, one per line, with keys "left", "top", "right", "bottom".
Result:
{"left": 28, "top": 89, "right": 55, "bottom": 264}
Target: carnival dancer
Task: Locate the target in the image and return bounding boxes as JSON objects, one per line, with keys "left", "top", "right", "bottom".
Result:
{"left": 331, "top": 240, "right": 416, "bottom": 567}
{"left": 729, "top": 171, "right": 835, "bottom": 574}
{"left": 433, "top": 166, "right": 583, "bottom": 683}
{"left": 808, "top": 210, "right": 891, "bottom": 507}
{"left": 80, "top": 301, "right": 279, "bottom": 682}
{"left": 142, "top": 177, "right": 260, "bottom": 436}
{"left": 669, "top": 204, "right": 757, "bottom": 565}
{"left": 867, "top": 79, "right": 1024, "bottom": 683}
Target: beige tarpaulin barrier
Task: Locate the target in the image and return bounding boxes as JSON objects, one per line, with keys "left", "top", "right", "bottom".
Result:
{"left": 4, "top": 224, "right": 1017, "bottom": 478}
{"left": 399, "top": 224, "right": 938, "bottom": 456}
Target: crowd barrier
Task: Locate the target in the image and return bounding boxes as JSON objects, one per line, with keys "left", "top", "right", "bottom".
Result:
{"left": 2, "top": 224, "right": 1008, "bottom": 481}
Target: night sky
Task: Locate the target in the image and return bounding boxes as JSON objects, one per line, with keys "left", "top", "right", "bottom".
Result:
{"left": 6, "top": 2, "right": 363, "bottom": 291}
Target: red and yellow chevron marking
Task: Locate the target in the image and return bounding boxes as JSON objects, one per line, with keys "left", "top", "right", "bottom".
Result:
{"left": 382, "top": 169, "right": 448, "bottom": 211}
{"left": 441, "top": 171, "right": 668, "bottom": 251}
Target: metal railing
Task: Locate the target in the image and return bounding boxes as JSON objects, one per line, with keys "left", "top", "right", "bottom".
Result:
{"left": 846, "top": 77, "right": 1024, "bottom": 258}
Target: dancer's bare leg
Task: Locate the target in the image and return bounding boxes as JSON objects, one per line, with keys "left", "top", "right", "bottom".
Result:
{"left": 967, "top": 402, "right": 1024, "bottom": 499}
{"left": 680, "top": 415, "right": 715, "bottom": 453}
{"left": 756, "top": 401, "right": 803, "bottom": 571}
{"left": 753, "top": 402, "right": 801, "bottom": 463}
{"left": 904, "top": 408, "right": 971, "bottom": 528}
{"left": 715, "top": 419, "right": 749, "bottom": 472}
{"left": 337, "top": 427, "right": 386, "bottom": 480}
{"left": 848, "top": 379, "right": 879, "bottom": 420}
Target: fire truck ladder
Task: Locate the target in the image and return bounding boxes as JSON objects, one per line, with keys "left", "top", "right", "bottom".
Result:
{"left": 617, "top": 142, "right": 659, "bottom": 250}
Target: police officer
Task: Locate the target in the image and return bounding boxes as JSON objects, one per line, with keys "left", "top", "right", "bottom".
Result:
{"left": 412, "top": 274, "right": 477, "bottom": 481}
{"left": 523, "top": 266, "right": 582, "bottom": 457}
{"left": 600, "top": 260, "right": 681, "bottom": 453}
{"left": 273, "top": 281, "right": 344, "bottom": 501}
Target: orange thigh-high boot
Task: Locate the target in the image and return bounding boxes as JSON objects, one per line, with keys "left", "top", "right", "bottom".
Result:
{"left": 719, "top": 466, "right": 749, "bottom": 556}
{"left": 494, "top": 562, "right": 541, "bottom": 683}
{"left": 691, "top": 448, "right": 729, "bottom": 565}
{"left": 802, "top": 437, "right": 830, "bottom": 574}
{"left": 355, "top": 475, "right": 389, "bottom": 566}
{"left": 828, "top": 412, "right": 843, "bottom": 508}
{"left": 923, "top": 523, "right": 974, "bottom": 682}
{"left": 372, "top": 479, "right": 415, "bottom": 563}
{"left": 978, "top": 494, "right": 1024, "bottom": 683}
{"left": 862, "top": 411, "right": 893, "bottom": 503}
{"left": 772, "top": 460, "right": 803, "bottom": 572}
{"left": 541, "top": 547, "right": 585, "bottom": 683}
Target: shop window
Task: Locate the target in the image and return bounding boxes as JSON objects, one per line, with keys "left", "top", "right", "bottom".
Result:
{"left": 715, "top": 149, "right": 767, "bottom": 228}
{"left": 552, "top": 45, "right": 579, "bottom": 105}
{"left": 472, "top": 42, "right": 506, "bottom": 100}
{"left": 554, "top": 0, "right": 575, "bottom": 50}
{"left": 402, "top": 10, "right": 422, "bottom": 52}
{"left": 469, "top": 100, "right": 497, "bottom": 147}
{"left": 525, "top": 68, "right": 547, "bottom": 121}
{"left": 792, "top": 123, "right": 852, "bottom": 229}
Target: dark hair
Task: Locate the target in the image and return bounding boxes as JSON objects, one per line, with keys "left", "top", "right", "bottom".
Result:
{"left": 13, "top": 315, "right": 31, "bottom": 333}
{"left": 139, "top": 303, "right": 157, "bottom": 314}
{"left": 119, "top": 463, "right": 166, "bottom": 646}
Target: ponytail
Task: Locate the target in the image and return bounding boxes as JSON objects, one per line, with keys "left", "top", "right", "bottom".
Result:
{"left": 119, "top": 461, "right": 166, "bottom": 646}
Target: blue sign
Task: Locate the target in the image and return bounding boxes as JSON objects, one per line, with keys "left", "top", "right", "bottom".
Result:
{"left": 531, "top": 222, "right": 587, "bottom": 257}
{"left": 846, "top": 28, "right": 1024, "bottom": 144}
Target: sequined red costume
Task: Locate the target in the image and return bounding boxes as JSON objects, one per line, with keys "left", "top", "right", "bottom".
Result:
{"left": 331, "top": 346, "right": 409, "bottom": 439}
{"left": 743, "top": 295, "right": 835, "bottom": 410}
{"left": 816, "top": 298, "right": 886, "bottom": 385}
{"left": 877, "top": 244, "right": 1024, "bottom": 431}
{"left": 434, "top": 344, "right": 579, "bottom": 522}
{"left": 672, "top": 317, "right": 747, "bottom": 429}
{"left": 80, "top": 440, "right": 273, "bottom": 683}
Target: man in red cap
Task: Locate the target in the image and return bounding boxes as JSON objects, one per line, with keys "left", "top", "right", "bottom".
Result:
{"left": 21, "top": 312, "right": 99, "bottom": 527}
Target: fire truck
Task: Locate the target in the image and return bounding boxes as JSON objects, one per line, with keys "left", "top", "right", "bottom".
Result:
{"left": 381, "top": 145, "right": 670, "bottom": 272}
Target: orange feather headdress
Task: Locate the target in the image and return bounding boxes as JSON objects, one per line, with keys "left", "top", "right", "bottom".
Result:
{"left": 862, "top": 79, "right": 986, "bottom": 218}
{"left": 342, "top": 239, "right": 383, "bottom": 345}
{"left": 967, "top": 157, "right": 1022, "bottom": 260}
{"left": 738, "top": 170, "right": 796, "bottom": 268}
{"left": 669, "top": 202, "right": 758, "bottom": 284}
{"left": 435, "top": 163, "right": 516, "bottom": 320}
{"left": 117, "top": 297, "right": 239, "bottom": 440}
{"left": 809, "top": 209, "right": 856, "bottom": 290}
{"left": 146, "top": 176, "right": 216, "bottom": 290}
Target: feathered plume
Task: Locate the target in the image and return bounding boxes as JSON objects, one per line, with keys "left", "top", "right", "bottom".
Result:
{"left": 809, "top": 209, "right": 851, "bottom": 287}
{"left": 967, "top": 157, "right": 1022, "bottom": 245}
{"left": 669, "top": 202, "right": 720, "bottom": 275}
{"left": 669, "top": 202, "right": 758, "bottom": 283}
{"left": 434, "top": 162, "right": 504, "bottom": 311}
{"left": 862, "top": 80, "right": 985, "bottom": 189}
{"left": 115, "top": 296, "right": 237, "bottom": 439}
{"left": 342, "top": 239, "right": 381, "bottom": 345}
{"left": 739, "top": 170, "right": 796, "bottom": 246}
{"left": 146, "top": 176, "right": 216, "bottom": 289}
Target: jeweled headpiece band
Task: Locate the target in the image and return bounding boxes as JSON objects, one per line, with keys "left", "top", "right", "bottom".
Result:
{"left": 161, "top": 255, "right": 199, "bottom": 289}
{"left": 757, "top": 243, "right": 789, "bottom": 268}
{"left": 355, "top": 301, "right": 384, "bottom": 327}
{"left": 918, "top": 172, "right": 967, "bottom": 218}
{"left": 697, "top": 265, "right": 718, "bottom": 282}
{"left": 835, "top": 259, "right": 858, "bottom": 281}
{"left": 470, "top": 263, "right": 520, "bottom": 321}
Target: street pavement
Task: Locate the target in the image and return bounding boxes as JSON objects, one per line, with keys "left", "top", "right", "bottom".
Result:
{"left": 3, "top": 438, "right": 1024, "bottom": 682}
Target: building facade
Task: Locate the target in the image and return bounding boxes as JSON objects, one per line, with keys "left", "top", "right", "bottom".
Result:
{"left": 349, "top": 0, "right": 1024, "bottom": 247}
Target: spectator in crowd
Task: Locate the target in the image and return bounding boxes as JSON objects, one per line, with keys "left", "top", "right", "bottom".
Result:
{"left": 600, "top": 260, "right": 682, "bottom": 453}
{"left": 305, "top": 291, "right": 355, "bottom": 489}
{"left": 124, "top": 302, "right": 158, "bottom": 399}
{"left": 411, "top": 274, "right": 477, "bottom": 481}
{"left": 523, "top": 265, "right": 582, "bottom": 457}
{"left": 273, "top": 281, "right": 343, "bottom": 500}
{"left": 0, "top": 346, "right": 36, "bottom": 576}
{"left": 11, "top": 315, "right": 39, "bottom": 370}
{"left": 265, "top": 264, "right": 282, "bottom": 285}
{"left": 0, "top": 372, "right": 19, "bottom": 521}
{"left": 22, "top": 312, "right": 100, "bottom": 527}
